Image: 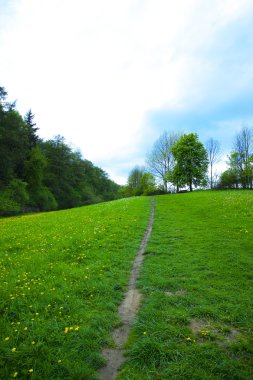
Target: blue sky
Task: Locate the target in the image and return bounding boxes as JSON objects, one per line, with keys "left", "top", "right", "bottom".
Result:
{"left": 1, "top": 0, "right": 253, "bottom": 184}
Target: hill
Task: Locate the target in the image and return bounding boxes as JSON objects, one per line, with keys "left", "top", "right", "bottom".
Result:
{"left": 0, "top": 190, "right": 253, "bottom": 379}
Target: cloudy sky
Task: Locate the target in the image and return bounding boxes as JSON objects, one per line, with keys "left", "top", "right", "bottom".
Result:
{"left": 1, "top": 0, "right": 253, "bottom": 184}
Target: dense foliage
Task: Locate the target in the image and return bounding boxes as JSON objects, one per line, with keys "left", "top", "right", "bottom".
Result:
{"left": 170, "top": 133, "right": 208, "bottom": 191}
{"left": 0, "top": 86, "right": 120, "bottom": 214}
{"left": 123, "top": 166, "right": 158, "bottom": 197}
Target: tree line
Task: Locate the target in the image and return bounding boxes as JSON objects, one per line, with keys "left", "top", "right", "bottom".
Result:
{"left": 0, "top": 86, "right": 120, "bottom": 214}
{"left": 124, "top": 127, "right": 253, "bottom": 196}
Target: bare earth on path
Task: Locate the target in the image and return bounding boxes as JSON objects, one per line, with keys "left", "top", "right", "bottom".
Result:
{"left": 98, "top": 198, "right": 155, "bottom": 380}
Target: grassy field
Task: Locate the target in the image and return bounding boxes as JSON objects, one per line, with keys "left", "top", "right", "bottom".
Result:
{"left": 1, "top": 191, "right": 253, "bottom": 379}
{"left": 119, "top": 190, "right": 253, "bottom": 379}
{"left": 0, "top": 197, "right": 151, "bottom": 379}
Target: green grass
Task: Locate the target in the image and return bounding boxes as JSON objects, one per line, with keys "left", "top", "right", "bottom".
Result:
{"left": 118, "top": 190, "right": 253, "bottom": 380}
{"left": 2, "top": 190, "right": 253, "bottom": 379}
{"left": 0, "top": 197, "right": 151, "bottom": 379}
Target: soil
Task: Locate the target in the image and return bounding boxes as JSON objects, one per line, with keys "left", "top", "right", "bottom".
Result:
{"left": 98, "top": 199, "right": 155, "bottom": 380}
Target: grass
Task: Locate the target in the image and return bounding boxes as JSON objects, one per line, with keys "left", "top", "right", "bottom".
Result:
{"left": 118, "top": 190, "right": 253, "bottom": 379}
{"left": 1, "top": 190, "right": 253, "bottom": 379}
{"left": 0, "top": 197, "right": 151, "bottom": 379}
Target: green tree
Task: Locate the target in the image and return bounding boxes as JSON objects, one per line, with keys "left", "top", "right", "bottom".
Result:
{"left": 25, "top": 146, "right": 57, "bottom": 211}
{"left": 171, "top": 133, "right": 208, "bottom": 192}
{"left": 24, "top": 109, "right": 39, "bottom": 148}
{"left": 0, "top": 99, "right": 30, "bottom": 185}
{"left": 126, "top": 166, "right": 156, "bottom": 196}
{"left": 218, "top": 169, "right": 239, "bottom": 189}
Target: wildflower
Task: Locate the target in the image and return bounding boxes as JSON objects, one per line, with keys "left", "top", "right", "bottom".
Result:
{"left": 75, "top": 326, "right": 79, "bottom": 331}
{"left": 69, "top": 327, "right": 74, "bottom": 331}
{"left": 28, "top": 369, "right": 33, "bottom": 373}
{"left": 11, "top": 347, "right": 16, "bottom": 352}
{"left": 186, "top": 337, "right": 192, "bottom": 341}
{"left": 24, "top": 327, "right": 28, "bottom": 331}
{"left": 32, "top": 341, "right": 35, "bottom": 345}
{"left": 58, "top": 359, "right": 62, "bottom": 363}
{"left": 5, "top": 337, "right": 10, "bottom": 341}
{"left": 143, "top": 331, "right": 147, "bottom": 335}
{"left": 64, "top": 327, "right": 69, "bottom": 333}
{"left": 12, "top": 372, "right": 18, "bottom": 378}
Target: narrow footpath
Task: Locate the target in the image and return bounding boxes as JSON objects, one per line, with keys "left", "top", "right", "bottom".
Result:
{"left": 99, "top": 198, "right": 155, "bottom": 380}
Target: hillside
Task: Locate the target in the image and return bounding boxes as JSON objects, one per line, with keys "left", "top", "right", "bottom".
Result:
{"left": 0, "top": 191, "right": 253, "bottom": 379}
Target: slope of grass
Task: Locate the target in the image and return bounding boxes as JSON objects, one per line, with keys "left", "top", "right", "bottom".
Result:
{"left": 119, "top": 190, "right": 253, "bottom": 379}
{"left": 0, "top": 197, "right": 151, "bottom": 379}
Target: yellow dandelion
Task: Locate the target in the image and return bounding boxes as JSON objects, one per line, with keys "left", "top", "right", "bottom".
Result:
{"left": 28, "top": 369, "right": 33, "bottom": 373}
{"left": 5, "top": 337, "right": 10, "bottom": 341}
{"left": 75, "top": 326, "right": 79, "bottom": 331}
{"left": 186, "top": 337, "right": 192, "bottom": 341}
{"left": 64, "top": 327, "right": 69, "bottom": 333}
{"left": 32, "top": 341, "right": 36, "bottom": 345}
{"left": 24, "top": 327, "right": 28, "bottom": 331}
{"left": 12, "top": 372, "right": 18, "bottom": 378}
{"left": 143, "top": 331, "right": 147, "bottom": 335}
{"left": 11, "top": 347, "right": 16, "bottom": 352}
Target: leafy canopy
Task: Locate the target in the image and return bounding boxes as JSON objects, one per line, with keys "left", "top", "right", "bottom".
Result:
{"left": 170, "top": 133, "right": 208, "bottom": 191}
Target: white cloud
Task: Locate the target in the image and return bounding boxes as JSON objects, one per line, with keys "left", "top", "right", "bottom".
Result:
{"left": 1, "top": 0, "right": 253, "bottom": 183}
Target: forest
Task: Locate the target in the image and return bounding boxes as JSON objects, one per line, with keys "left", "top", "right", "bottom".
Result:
{"left": 0, "top": 86, "right": 120, "bottom": 214}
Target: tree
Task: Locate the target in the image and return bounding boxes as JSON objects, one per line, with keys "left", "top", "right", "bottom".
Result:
{"left": 229, "top": 126, "right": 253, "bottom": 188}
{"left": 218, "top": 169, "right": 239, "bottom": 189}
{"left": 146, "top": 131, "right": 180, "bottom": 192}
{"left": 0, "top": 103, "right": 30, "bottom": 185}
{"left": 0, "top": 86, "right": 7, "bottom": 102}
{"left": 24, "top": 109, "right": 39, "bottom": 148}
{"left": 205, "top": 138, "right": 221, "bottom": 189}
{"left": 171, "top": 133, "right": 208, "bottom": 192}
{"left": 126, "top": 166, "right": 156, "bottom": 196}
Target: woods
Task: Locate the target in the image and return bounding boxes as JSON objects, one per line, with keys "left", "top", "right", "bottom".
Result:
{"left": 0, "top": 86, "right": 120, "bottom": 214}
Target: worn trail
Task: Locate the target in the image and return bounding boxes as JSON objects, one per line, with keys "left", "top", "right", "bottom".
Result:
{"left": 99, "top": 199, "right": 155, "bottom": 380}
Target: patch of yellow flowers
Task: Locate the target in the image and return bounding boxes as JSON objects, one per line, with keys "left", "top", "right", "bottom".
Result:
{"left": 64, "top": 326, "right": 80, "bottom": 333}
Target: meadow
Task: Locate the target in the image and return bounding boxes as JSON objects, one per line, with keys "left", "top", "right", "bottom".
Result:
{"left": 0, "top": 197, "right": 150, "bottom": 379}
{"left": 1, "top": 190, "right": 253, "bottom": 379}
{"left": 119, "top": 190, "right": 253, "bottom": 379}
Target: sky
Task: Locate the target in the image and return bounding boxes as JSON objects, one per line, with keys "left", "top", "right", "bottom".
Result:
{"left": 1, "top": 0, "right": 253, "bottom": 184}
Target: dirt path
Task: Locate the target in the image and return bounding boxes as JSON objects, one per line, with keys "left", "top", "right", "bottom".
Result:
{"left": 98, "top": 198, "right": 155, "bottom": 380}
